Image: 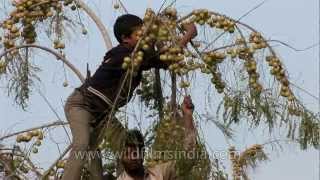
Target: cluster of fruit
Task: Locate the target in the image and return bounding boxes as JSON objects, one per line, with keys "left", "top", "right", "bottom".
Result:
{"left": 179, "top": 80, "right": 190, "bottom": 88}
{"left": 184, "top": 9, "right": 235, "bottom": 33}
{"left": 163, "top": 7, "right": 178, "bottom": 20}
{"left": 0, "top": 0, "right": 80, "bottom": 52}
{"left": 202, "top": 51, "right": 226, "bottom": 65}
{"left": 168, "top": 61, "right": 189, "bottom": 77}
{"left": 287, "top": 104, "right": 302, "bottom": 116}
{"left": 40, "top": 159, "right": 66, "bottom": 178}
{"left": 185, "top": 54, "right": 201, "bottom": 67}
{"left": 160, "top": 46, "right": 183, "bottom": 62}
{"left": 229, "top": 144, "right": 263, "bottom": 180}
{"left": 2, "top": 0, "right": 53, "bottom": 48}
{"left": 209, "top": 15, "right": 235, "bottom": 33}
{"left": 16, "top": 129, "right": 43, "bottom": 153}
{"left": 226, "top": 48, "right": 239, "bottom": 59}
{"left": 233, "top": 45, "right": 263, "bottom": 94}
{"left": 189, "top": 9, "right": 211, "bottom": 25}
{"left": 238, "top": 144, "right": 262, "bottom": 166}
{"left": 121, "top": 10, "right": 154, "bottom": 73}
{"left": 119, "top": 7, "right": 298, "bottom": 101}
{"left": 266, "top": 55, "right": 294, "bottom": 101}
{"left": 155, "top": 116, "right": 185, "bottom": 147}
{"left": 210, "top": 71, "right": 226, "bottom": 94}
{"left": 53, "top": 39, "right": 66, "bottom": 50}
{"left": 229, "top": 146, "right": 242, "bottom": 180}
{"left": 147, "top": 114, "right": 185, "bottom": 165}
{"left": 122, "top": 51, "right": 144, "bottom": 71}
{"left": 56, "top": 159, "right": 66, "bottom": 169}
{"left": 122, "top": 8, "right": 185, "bottom": 75}
{"left": 244, "top": 58, "right": 263, "bottom": 94}
{"left": 136, "top": 72, "right": 155, "bottom": 107}
{"left": 202, "top": 51, "right": 226, "bottom": 93}
{"left": 249, "top": 32, "right": 267, "bottom": 50}
{"left": 0, "top": 59, "right": 7, "bottom": 74}
{"left": 16, "top": 129, "right": 43, "bottom": 143}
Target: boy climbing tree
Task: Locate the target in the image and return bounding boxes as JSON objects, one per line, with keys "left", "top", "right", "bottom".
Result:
{"left": 62, "top": 14, "right": 197, "bottom": 180}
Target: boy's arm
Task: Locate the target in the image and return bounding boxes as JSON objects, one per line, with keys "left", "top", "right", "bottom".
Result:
{"left": 180, "top": 95, "right": 197, "bottom": 151}
{"left": 162, "top": 96, "right": 196, "bottom": 178}
{"left": 178, "top": 23, "right": 198, "bottom": 48}
{"left": 141, "top": 23, "right": 197, "bottom": 71}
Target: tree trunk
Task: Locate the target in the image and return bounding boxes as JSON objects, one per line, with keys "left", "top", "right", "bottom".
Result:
{"left": 154, "top": 69, "right": 164, "bottom": 119}
{"left": 171, "top": 72, "right": 177, "bottom": 119}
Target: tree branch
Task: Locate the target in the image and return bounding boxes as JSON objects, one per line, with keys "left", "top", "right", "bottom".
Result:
{"left": 75, "top": 0, "right": 113, "bottom": 50}
{"left": 0, "top": 121, "right": 68, "bottom": 141}
{"left": 171, "top": 72, "right": 177, "bottom": 118}
{"left": 42, "top": 144, "right": 71, "bottom": 179}
{"left": 0, "top": 44, "right": 85, "bottom": 83}
{"left": 154, "top": 69, "right": 164, "bottom": 119}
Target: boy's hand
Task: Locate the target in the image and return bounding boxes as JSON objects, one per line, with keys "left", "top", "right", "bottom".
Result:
{"left": 182, "top": 23, "right": 198, "bottom": 40}
{"left": 181, "top": 95, "right": 194, "bottom": 116}
{"left": 179, "top": 23, "right": 197, "bottom": 47}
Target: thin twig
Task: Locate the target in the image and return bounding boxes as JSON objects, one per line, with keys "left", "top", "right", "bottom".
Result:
{"left": 37, "top": 89, "right": 71, "bottom": 143}
{"left": 290, "top": 83, "right": 319, "bottom": 101}
{"left": 268, "top": 40, "right": 319, "bottom": 52}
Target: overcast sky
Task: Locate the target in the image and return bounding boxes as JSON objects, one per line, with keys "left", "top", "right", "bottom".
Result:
{"left": 0, "top": 0, "right": 319, "bottom": 179}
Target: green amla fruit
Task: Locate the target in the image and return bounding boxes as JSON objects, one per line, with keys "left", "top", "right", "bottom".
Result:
{"left": 35, "top": 139, "right": 42, "bottom": 146}
{"left": 82, "top": 28, "right": 88, "bottom": 35}
{"left": 32, "top": 147, "right": 38, "bottom": 153}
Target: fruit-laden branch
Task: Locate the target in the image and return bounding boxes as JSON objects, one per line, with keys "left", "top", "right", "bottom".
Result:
{"left": 0, "top": 44, "right": 85, "bottom": 82}
{"left": 177, "top": 9, "right": 277, "bottom": 56}
{"left": 15, "top": 147, "right": 43, "bottom": 178}
{"left": 0, "top": 121, "right": 68, "bottom": 141}
{"left": 42, "top": 144, "right": 71, "bottom": 179}
{"left": 75, "top": 0, "right": 113, "bottom": 50}
{"left": 0, "top": 148, "right": 42, "bottom": 179}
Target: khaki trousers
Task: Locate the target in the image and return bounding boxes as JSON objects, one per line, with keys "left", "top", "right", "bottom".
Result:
{"left": 62, "top": 90, "right": 104, "bottom": 180}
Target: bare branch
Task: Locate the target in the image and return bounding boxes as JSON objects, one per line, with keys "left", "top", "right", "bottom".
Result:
{"left": 75, "top": 0, "right": 113, "bottom": 50}
{"left": 37, "top": 89, "right": 71, "bottom": 143}
{"left": 118, "top": 0, "right": 129, "bottom": 13}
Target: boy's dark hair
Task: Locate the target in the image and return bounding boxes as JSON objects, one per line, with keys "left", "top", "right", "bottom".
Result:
{"left": 114, "top": 14, "right": 143, "bottom": 43}
{"left": 124, "top": 129, "right": 145, "bottom": 149}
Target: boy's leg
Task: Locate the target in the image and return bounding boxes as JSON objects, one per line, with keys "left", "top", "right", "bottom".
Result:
{"left": 87, "top": 125, "right": 104, "bottom": 180}
{"left": 87, "top": 149, "right": 104, "bottom": 180}
{"left": 87, "top": 115, "right": 126, "bottom": 179}
{"left": 62, "top": 105, "right": 92, "bottom": 180}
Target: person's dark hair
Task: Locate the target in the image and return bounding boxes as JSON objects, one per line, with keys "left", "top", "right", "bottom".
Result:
{"left": 124, "top": 129, "right": 145, "bottom": 149}
{"left": 114, "top": 14, "right": 143, "bottom": 43}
